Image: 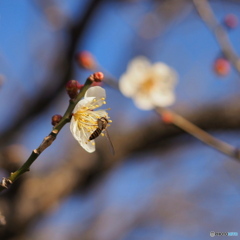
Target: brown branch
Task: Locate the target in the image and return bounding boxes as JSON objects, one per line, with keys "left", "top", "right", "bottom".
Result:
{"left": 1, "top": 98, "right": 240, "bottom": 239}
{"left": 192, "top": 0, "right": 240, "bottom": 73}
{"left": 156, "top": 107, "right": 240, "bottom": 161}
{"left": 0, "top": 0, "right": 105, "bottom": 146}
{"left": 0, "top": 75, "right": 95, "bottom": 192}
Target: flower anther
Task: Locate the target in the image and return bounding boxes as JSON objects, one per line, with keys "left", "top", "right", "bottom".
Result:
{"left": 70, "top": 86, "right": 111, "bottom": 153}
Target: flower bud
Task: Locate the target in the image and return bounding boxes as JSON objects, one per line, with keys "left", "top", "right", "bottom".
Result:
{"left": 224, "top": 14, "right": 238, "bottom": 29}
{"left": 66, "top": 80, "right": 80, "bottom": 99}
{"left": 93, "top": 72, "right": 104, "bottom": 82}
{"left": 87, "top": 72, "right": 104, "bottom": 83}
{"left": 76, "top": 51, "right": 96, "bottom": 70}
{"left": 161, "top": 111, "right": 173, "bottom": 124}
{"left": 213, "top": 58, "right": 230, "bottom": 76}
{"left": 51, "top": 114, "right": 62, "bottom": 126}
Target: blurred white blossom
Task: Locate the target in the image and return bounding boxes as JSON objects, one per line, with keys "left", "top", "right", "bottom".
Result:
{"left": 70, "top": 86, "right": 111, "bottom": 153}
{"left": 119, "top": 56, "right": 177, "bottom": 110}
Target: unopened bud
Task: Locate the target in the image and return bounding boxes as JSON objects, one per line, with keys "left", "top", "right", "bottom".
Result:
{"left": 66, "top": 80, "right": 80, "bottom": 98}
{"left": 213, "top": 58, "right": 230, "bottom": 76}
{"left": 52, "top": 114, "right": 62, "bottom": 126}
{"left": 162, "top": 111, "right": 173, "bottom": 124}
{"left": 224, "top": 14, "right": 238, "bottom": 29}
{"left": 76, "top": 51, "right": 96, "bottom": 70}
{"left": 93, "top": 72, "right": 104, "bottom": 82}
{"left": 87, "top": 72, "right": 104, "bottom": 83}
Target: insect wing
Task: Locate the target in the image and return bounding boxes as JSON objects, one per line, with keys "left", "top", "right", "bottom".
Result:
{"left": 104, "top": 129, "right": 115, "bottom": 155}
{"left": 97, "top": 118, "right": 104, "bottom": 130}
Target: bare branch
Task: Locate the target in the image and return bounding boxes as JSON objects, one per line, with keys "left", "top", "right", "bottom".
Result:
{"left": 0, "top": 0, "right": 105, "bottom": 146}
{"left": 193, "top": 0, "right": 240, "bottom": 73}
{"left": 1, "top": 96, "right": 240, "bottom": 239}
{"left": 156, "top": 107, "right": 240, "bottom": 161}
{"left": 0, "top": 75, "right": 96, "bottom": 192}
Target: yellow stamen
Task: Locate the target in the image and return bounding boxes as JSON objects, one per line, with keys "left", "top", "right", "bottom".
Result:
{"left": 139, "top": 78, "right": 155, "bottom": 94}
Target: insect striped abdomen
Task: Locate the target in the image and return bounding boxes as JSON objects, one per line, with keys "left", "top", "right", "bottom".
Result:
{"left": 89, "top": 128, "right": 102, "bottom": 140}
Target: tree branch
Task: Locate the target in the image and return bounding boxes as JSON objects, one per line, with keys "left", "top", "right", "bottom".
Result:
{"left": 0, "top": 76, "right": 94, "bottom": 192}
{"left": 192, "top": 0, "right": 240, "bottom": 73}
{"left": 1, "top": 97, "right": 240, "bottom": 239}
{"left": 0, "top": 0, "right": 104, "bottom": 146}
{"left": 156, "top": 107, "right": 240, "bottom": 161}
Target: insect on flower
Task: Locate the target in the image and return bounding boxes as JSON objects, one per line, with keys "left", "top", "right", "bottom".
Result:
{"left": 70, "top": 86, "right": 113, "bottom": 153}
{"left": 89, "top": 117, "right": 115, "bottom": 155}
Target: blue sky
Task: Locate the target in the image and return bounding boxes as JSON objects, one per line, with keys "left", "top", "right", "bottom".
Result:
{"left": 1, "top": 0, "right": 240, "bottom": 239}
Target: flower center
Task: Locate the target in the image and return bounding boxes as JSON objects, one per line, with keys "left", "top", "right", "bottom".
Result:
{"left": 72, "top": 97, "right": 112, "bottom": 140}
{"left": 74, "top": 109, "right": 98, "bottom": 133}
{"left": 139, "top": 78, "right": 155, "bottom": 94}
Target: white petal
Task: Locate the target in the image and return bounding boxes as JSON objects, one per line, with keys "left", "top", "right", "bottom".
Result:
{"left": 73, "top": 97, "right": 95, "bottom": 113}
{"left": 127, "top": 56, "right": 151, "bottom": 73}
{"left": 119, "top": 74, "right": 137, "bottom": 97}
{"left": 79, "top": 140, "right": 95, "bottom": 153}
{"left": 152, "top": 63, "right": 177, "bottom": 86}
{"left": 125, "top": 58, "right": 150, "bottom": 85}
{"left": 90, "top": 110, "right": 109, "bottom": 119}
{"left": 85, "top": 86, "right": 106, "bottom": 108}
{"left": 78, "top": 127, "right": 96, "bottom": 153}
{"left": 151, "top": 91, "right": 175, "bottom": 107}
{"left": 133, "top": 94, "right": 154, "bottom": 110}
{"left": 119, "top": 70, "right": 151, "bottom": 97}
{"left": 70, "top": 119, "right": 96, "bottom": 152}
{"left": 152, "top": 62, "right": 170, "bottom": 76}
{"left": 70, "top": 118, "right": 79, "bottom": 140}
{"left": 85, "top": 86, "right": 106, "bottom": 99}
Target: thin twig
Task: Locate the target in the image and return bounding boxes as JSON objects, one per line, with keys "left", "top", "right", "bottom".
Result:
{"left": 192, "top": 0, "right": 240, "bottom": 73}
{"left": 93, "top": 59, "right": 240, "bottom": 162}
{"left": 156, "top": 107, "right": 240, "bottom": 162}
{"left": 0, "top": 0, "right": 103, "bottom": 146}
{"left": 0, "top": 76, "right": 95, "bottom": 192}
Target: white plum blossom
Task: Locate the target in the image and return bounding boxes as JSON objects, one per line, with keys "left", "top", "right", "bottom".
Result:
{"left": 119, "top": 56, "right": 177, "bottom": 110}
{"left": 70, "top": 86, "right": 111, "bottom": 153}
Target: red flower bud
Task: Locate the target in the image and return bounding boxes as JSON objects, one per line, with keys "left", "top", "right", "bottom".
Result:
{"left": 213, "top": 58, "right": 230, "bottom": 76}
{"left": 76, "top": 51, "right": 96, "bottom": 70}
{"left": 66, "top": 80, "right": 80, "bottom": 98}
{"left": 93, "top": 72, "right": 104, "bottom": 82}
{"left": 161, "top": 111, "right": 173, "bottom": 124}
{"left": 87, "top": 72, "right": 104, "bottom": 83}
{"left": 51, "top": 114, "right": 62, "bottom": 126}
{"left": 224, "top": 14, "right": 238, "bottom": 29}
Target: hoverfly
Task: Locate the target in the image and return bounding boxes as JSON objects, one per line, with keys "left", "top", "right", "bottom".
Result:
{"left": 89, "top": 117, "right": 115, "bottom": 155}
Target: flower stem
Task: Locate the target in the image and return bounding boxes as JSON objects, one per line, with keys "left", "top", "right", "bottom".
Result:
{"left": 156, "top": 107, "right": 240, "bottom": 162}
{"left": 0, "top": 77, "right": 93, "bottom": 192}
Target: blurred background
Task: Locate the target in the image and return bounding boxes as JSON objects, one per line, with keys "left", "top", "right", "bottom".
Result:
{"left": 0, "top": 0, "right": 240, "bottom": 239}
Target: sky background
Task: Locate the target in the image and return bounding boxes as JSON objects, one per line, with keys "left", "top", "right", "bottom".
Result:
{"left": 0, "top": 0, "right": 240, "bottom": 239}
